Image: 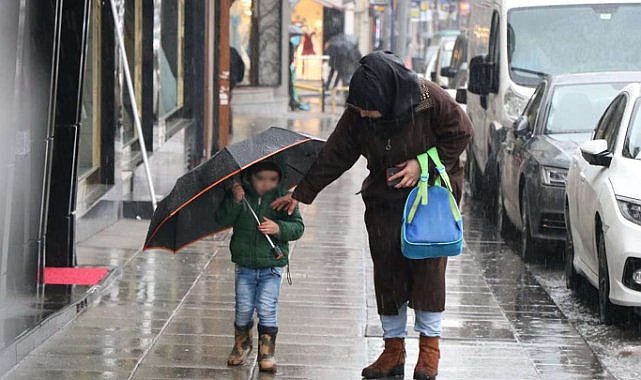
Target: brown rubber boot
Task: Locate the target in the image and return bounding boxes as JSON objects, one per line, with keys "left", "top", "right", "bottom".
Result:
{"left": 414, "top": 335, "right": 440, "bottom": 380}
{"left": 257, "top": 325, "right": 278, "bottom": 373}
{"left": 361, "top": 338, "right": 406, "bottom": 379}
{"left": 227, "top": 323, "right": 253, "bottom": 366}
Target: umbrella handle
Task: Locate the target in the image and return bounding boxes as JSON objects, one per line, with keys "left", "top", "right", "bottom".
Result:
{"left": 272, "top": 246, "right": 285, "bottom": 260}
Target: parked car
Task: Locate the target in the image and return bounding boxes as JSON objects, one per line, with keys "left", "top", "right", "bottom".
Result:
{"left": 463, "top": 0, "right": 641, "bottom": 216}
{"left": 498, "top": 72, "right": 640, "bottom": 260}
{"left": 426, "top": 35, "right": 457, "bottom": 88}
{"left": 565, "top": 82, "right": 641, "bottom": 324}
{"left": 440, "top": 30, "right": 468, "bottom": 91}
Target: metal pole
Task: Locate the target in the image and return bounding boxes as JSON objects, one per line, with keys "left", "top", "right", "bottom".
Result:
{"left": 390, "top": 0, "right": 395, "bottom": 52}
{"left": 109, "top": 0, "right": 157, "bottom": 210}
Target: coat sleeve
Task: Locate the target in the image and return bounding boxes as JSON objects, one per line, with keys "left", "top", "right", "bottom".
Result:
{"left": 427, "top": 83, "right": 474, "bottom": 173}
{"left": 215, "top": 196, "right": 243, "bottom": 227}
{"left": 292, "top": 110, "right": 361, "bottom": 204}
{"left": 276, "top": 206, "right": 305, "bottom": 242}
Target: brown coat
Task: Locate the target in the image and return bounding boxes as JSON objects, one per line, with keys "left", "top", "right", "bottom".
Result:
{"left": 292, "top": 80, "right": 473, "bottom": 315}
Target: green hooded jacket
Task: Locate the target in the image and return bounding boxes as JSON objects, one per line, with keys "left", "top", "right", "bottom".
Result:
{"left": 216, "top": 177, "right": 304, "bottom": 269}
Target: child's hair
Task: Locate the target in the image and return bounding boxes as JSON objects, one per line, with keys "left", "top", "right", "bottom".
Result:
{"left": 248, "top": 160, "right": 282, "bottom": 181}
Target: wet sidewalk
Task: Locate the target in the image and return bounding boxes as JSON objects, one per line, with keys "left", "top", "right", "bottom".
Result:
{"left": 4, "top": 116, "right": 613, "bottom": 379}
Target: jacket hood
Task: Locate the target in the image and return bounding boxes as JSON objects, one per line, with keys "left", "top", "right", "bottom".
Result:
{"left": 241, "top": 159, "right": 288, "bottom": 197}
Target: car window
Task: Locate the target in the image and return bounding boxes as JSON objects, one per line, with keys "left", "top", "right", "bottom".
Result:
{"left": 450, "top": 37, "right": 465, "bottom": 69}
{"left": 488, "top": 11, "right": 500, "bottom": 91}
{"left": 624, "top": 100, "right": 641, "bottom": 159}
{"left": 524, "top": 82, "right": 545, "bottom": 128}
{"left": 594, "top": 94, "right": 627, "bottom": 151}
{"left": 507, "top": 5, "right": 641, "bottom": 87}
{"left": 545, "top": 83, "right": 627, "bottom": 134}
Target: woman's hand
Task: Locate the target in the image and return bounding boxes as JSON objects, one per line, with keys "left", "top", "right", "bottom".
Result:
{"left": 231, "top": 182, "right": 245, "bottom": 203}
{"left": 258, "top": 217, "right": 280, "bottom": 236}
{"left": 388, "top": 159, "right": 421, "bottom": 189}
{"left": 271, "top": 193, "right": 299, "bottom": 215}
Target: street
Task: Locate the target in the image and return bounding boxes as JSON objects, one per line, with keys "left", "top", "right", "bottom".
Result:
{"left": 3, "top": 112, "right": 640, "bottom": 379}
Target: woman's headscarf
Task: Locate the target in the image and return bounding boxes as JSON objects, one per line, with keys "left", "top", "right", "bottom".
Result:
{"left": 346, "top": 51, "right": 421, "bottom": 137}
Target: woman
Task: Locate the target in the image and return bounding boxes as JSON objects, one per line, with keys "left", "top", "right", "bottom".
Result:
{"left": 272, "top": 51, "right": 473, "bottom": 380}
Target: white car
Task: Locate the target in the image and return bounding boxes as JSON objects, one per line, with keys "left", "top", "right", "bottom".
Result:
{"left": 565, "top": 83, "right": 641, "bottom": 324}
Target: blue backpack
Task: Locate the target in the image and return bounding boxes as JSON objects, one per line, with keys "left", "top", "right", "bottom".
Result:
{"left": 401, "top": 147, "right": 463, "bottom": 259}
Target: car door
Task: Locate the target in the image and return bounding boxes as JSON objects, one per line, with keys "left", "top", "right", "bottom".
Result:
{"left": 503, "top": 82, "right": 545, "bottom": 224}
{"left": 577, "top": 95, "right": 627, "bottom": 274}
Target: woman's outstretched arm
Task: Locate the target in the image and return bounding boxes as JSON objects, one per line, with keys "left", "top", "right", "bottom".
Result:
{"left": 272, "top": 109, "right": 360, "bottom": 214}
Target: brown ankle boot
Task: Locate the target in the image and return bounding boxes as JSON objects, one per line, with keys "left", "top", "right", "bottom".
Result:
{"left": 361, "top": 338, "right": 405, "bottom": 379}
{"left": 414, "top": 335, "right": 440, "bottom": 380}
{"left": 227, "top": 323, "right": 253, "bottom": 366}
{"left": 257, "top": 325, "right": 278, "bottom": 373}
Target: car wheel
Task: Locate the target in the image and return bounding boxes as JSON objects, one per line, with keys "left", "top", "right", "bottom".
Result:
{"left": 466, "top": 151, "right": 482, "bottom": 200}
{"left": 564, "top": 202, "right": 578, "bottom": 291}
{"left": 597, "top": 227, "right": 621, "bottom": 325}
{"left": 520, "top": 189, "right": 541, "bottom": 261}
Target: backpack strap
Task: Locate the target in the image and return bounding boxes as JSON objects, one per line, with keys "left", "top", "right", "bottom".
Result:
{"left": 426, "top": 147, "right": 453, "bottom": 193}
{"left": 407, "top": 148, "right": 462, "bottom": 224}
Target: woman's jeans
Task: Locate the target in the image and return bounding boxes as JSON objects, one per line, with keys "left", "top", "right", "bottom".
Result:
{"left": 381, "top": 303, "right": 442, "bottom": 338}
{"left": 235, "top": 265, "right": 283, "bottom": 328}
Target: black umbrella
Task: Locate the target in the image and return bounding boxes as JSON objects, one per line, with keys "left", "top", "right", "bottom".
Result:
{"left": 325, "top": 34, "right": 362, "bottom": 88}
{"left": 144, "top": 127, "right": 325, "bottom": 252}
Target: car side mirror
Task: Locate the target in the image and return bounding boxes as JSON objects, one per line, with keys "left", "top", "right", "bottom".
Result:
{"left": 440, "top": 66, "right": 456, "bottom": 78}
{"left": 513, "top": 116, "right": 530, "bottom": 138}
{"left": 580, "top": 139, "right": 612, "bottom": 167}
{"left": 468, "top": 55, "right": 492, "bottom": 95}
{"left": 455, "top": 88, "right": 467, "bottom": 104}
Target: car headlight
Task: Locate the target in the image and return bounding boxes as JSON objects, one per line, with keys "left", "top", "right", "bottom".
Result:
{"left": 617, "top": 196, "right": 641, "bottom": 226}
{"left": 504, "top": 88, "right": 529, "bottom": 121}
{"left": 541, "top": 166, "right": 567, "bottom": 187}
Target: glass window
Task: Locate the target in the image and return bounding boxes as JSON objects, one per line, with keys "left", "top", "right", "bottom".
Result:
{"left": 624, "top": 100, "right": 641, "bottom": 159}
{"left": 157, "top": 0, "right": 185, "bottom": 117}
{"left": 508, "top": 4, "right": 641, "bottom": 86}
{"left": 121, "top": 0, "right": 140, "bottom": 147}
{"left": 524, "top": 82, "right": 544, "bottom": 128}
{"left": 230, "top": 0, "right": 253, "bottom": 86}
{"left": 488, "top": 11, "right": 500, "bottom": 91}
{"left": 545, "top": 83, "right": 627, "bottom": 135}
{"left": 440, "top": 40, "right": 455, "bottom": 67}
{"left": 594, "top": 95, "right": 626, "bottom": 151}
{"left": 79, "top": 0, "right": 101, "bottom": 178}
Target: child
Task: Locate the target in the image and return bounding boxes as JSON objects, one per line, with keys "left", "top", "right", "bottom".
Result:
{"left": 216, "top": 160, "right": 304, "bottom": 373}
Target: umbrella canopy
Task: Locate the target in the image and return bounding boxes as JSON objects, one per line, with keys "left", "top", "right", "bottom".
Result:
{"left": 144, "top": 127, "right": 325, "bottom": 252}
{"left": 325, "top": 34, "right": 362, "bottom": 83}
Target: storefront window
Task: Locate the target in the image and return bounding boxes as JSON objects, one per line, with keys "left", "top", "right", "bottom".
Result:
{"left": 292, "top": 0, "right": 324, "bottom": 81}
{"left": 79, "top": 0, "right": 101, "bottom": 178}
{"left": 230, "top": 0, "right": 282, "bottom": 86}
{"left": 230, "top": 0, "right": 253, "bottom": 86}
{"left": 121, "top": 0, "right": 140, "bottom": 148}
{"left": 157, "top": 0, "right": 185, "bottom": 117}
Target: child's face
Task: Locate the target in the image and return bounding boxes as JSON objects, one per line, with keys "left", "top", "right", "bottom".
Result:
{"left": 250, "top": 170, "right": 280, "bottom": 196}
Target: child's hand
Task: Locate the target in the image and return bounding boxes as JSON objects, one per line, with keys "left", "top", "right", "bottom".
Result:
{"left": 231, "top": 182, "right": 245, "bottom": 203}
{"left": 258, "top": 217, "right": 280, "bottom": 236}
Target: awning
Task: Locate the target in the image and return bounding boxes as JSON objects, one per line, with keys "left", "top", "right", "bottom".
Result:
{"left": 312, "top": 0, "right": 345, "bottom": 9}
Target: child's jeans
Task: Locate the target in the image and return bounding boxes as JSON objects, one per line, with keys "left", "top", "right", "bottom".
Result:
{"left": 235, "top": 265, "right": 283, "bottom": 328}
{"left": 381, "top": 303, "right": 442, "bottom": 338}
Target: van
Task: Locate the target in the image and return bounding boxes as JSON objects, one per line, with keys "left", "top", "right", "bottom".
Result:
{"left": 462, "top": 0, "right": 641, "bottom": 212}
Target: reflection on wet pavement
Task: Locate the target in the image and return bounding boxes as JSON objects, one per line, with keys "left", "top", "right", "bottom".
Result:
{"left": 3, "top": 110, "right": 621, "bottom": 379}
